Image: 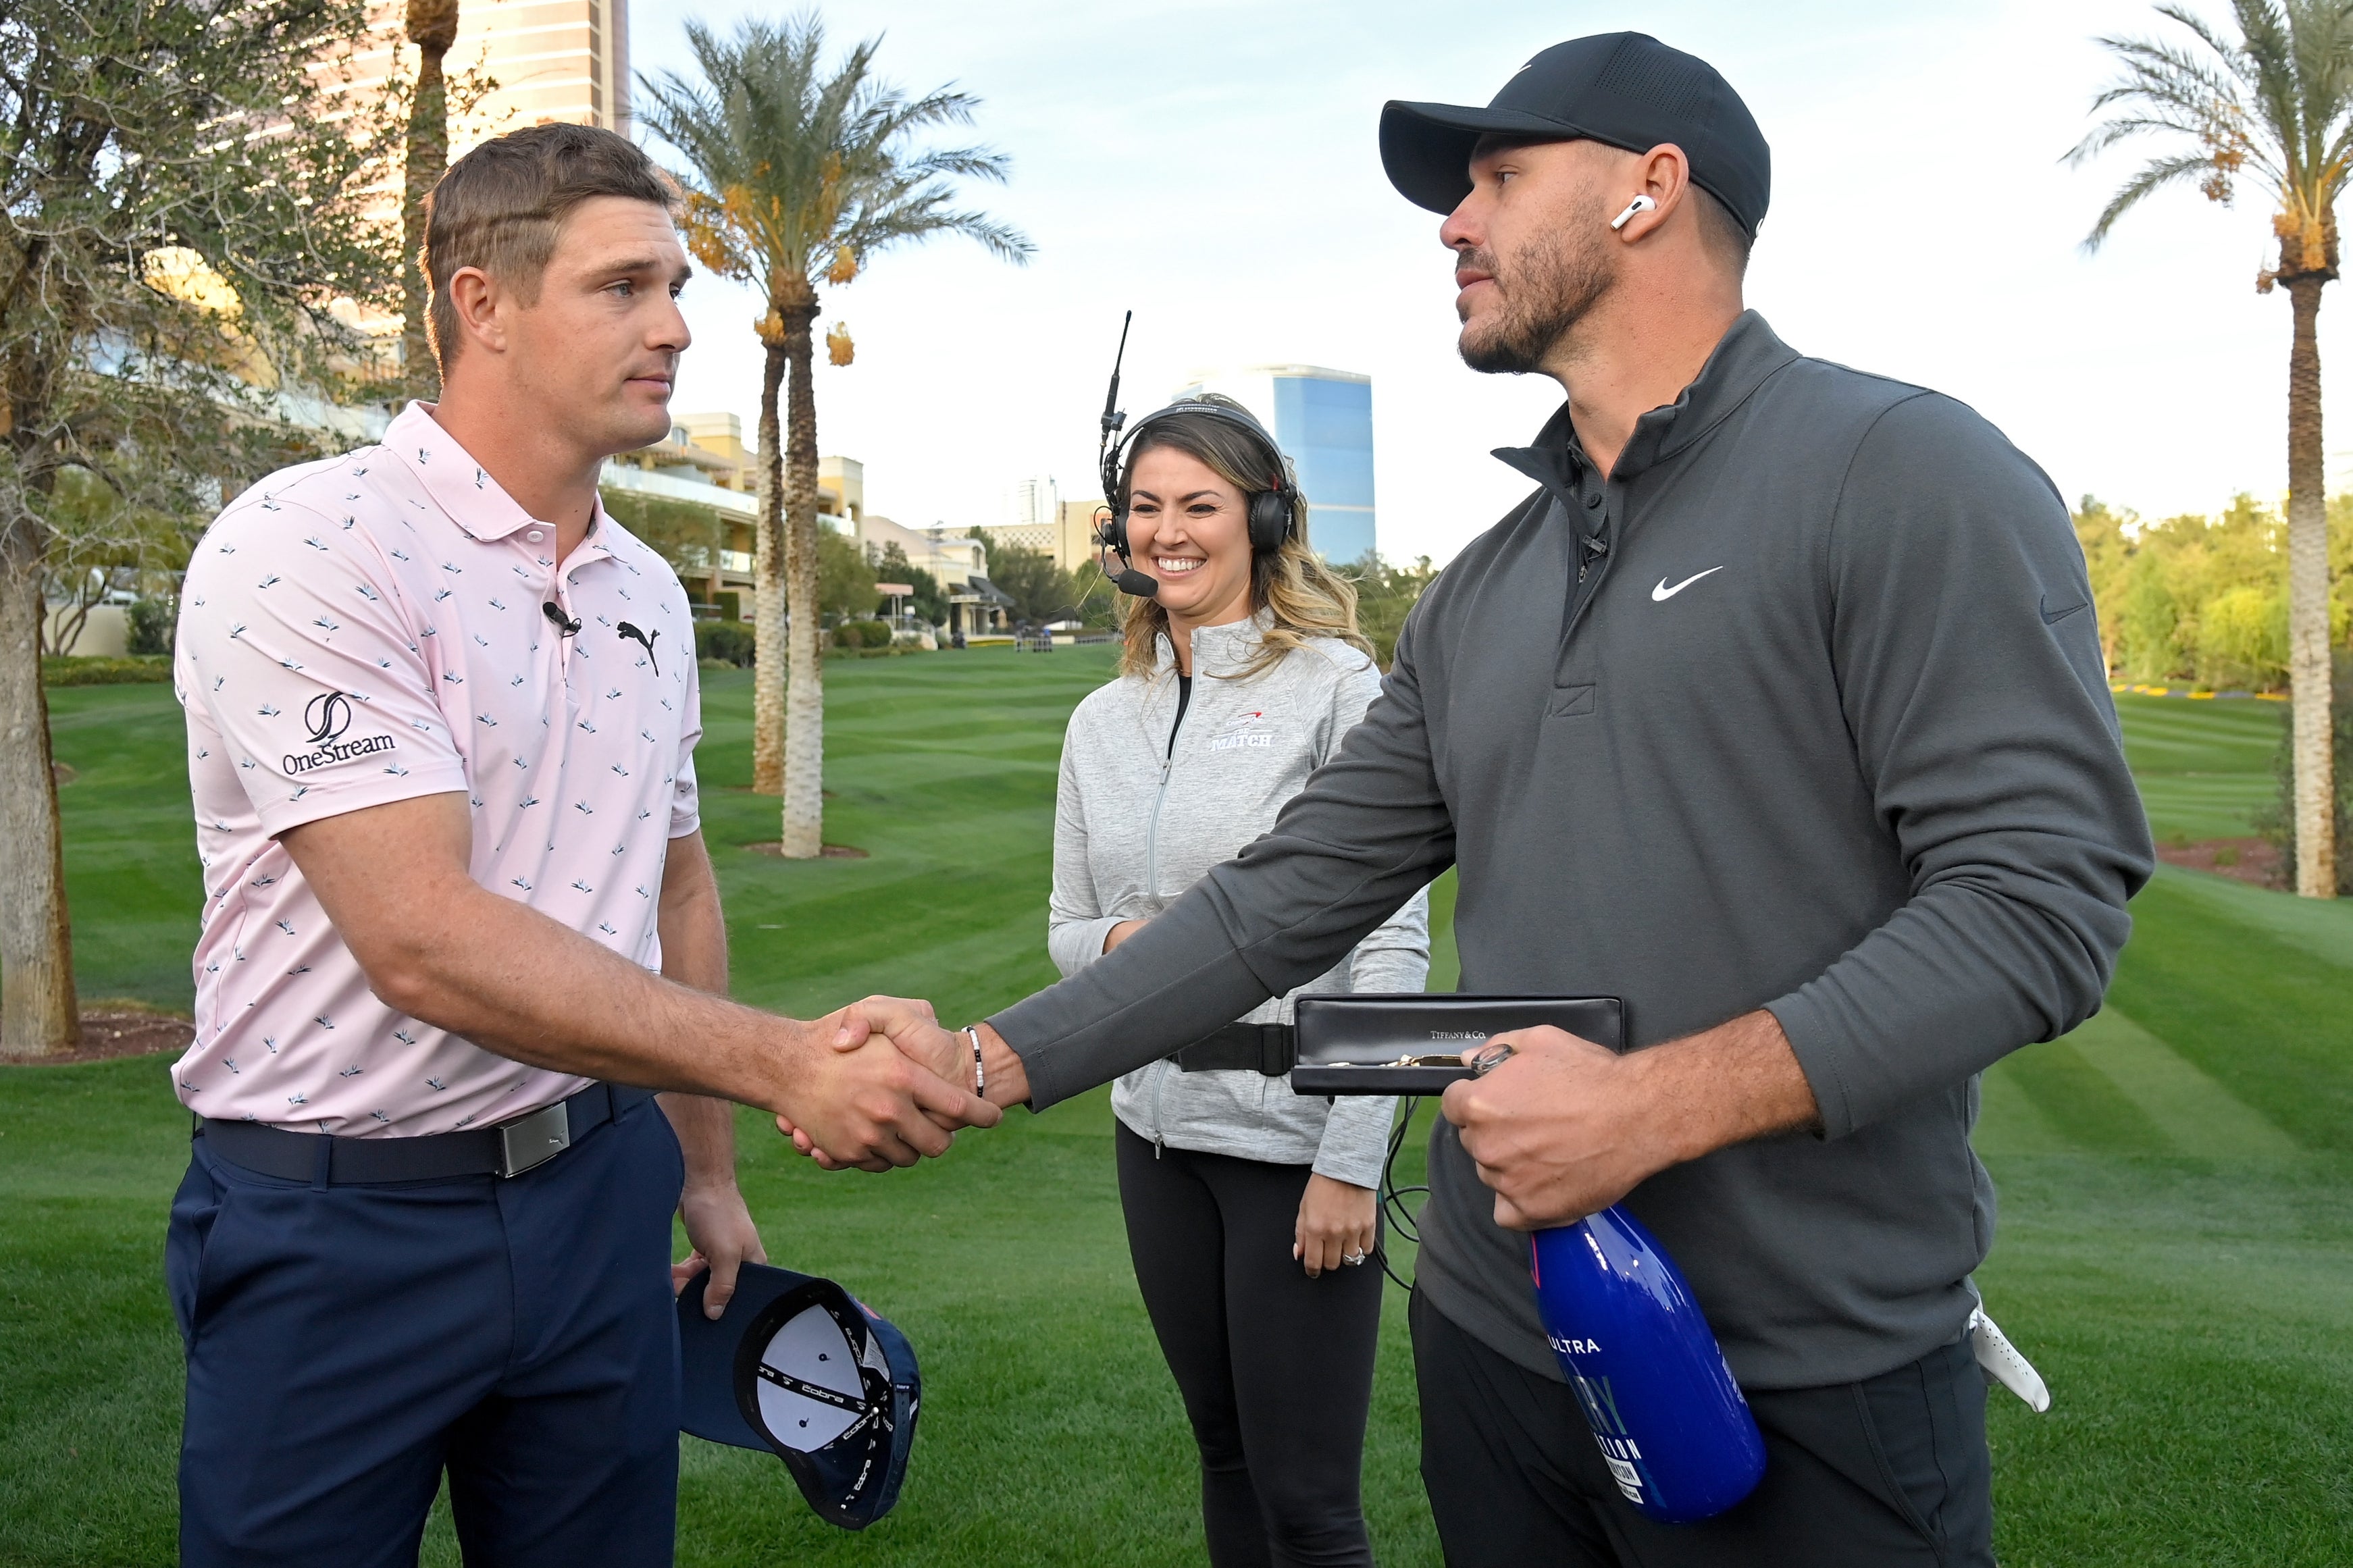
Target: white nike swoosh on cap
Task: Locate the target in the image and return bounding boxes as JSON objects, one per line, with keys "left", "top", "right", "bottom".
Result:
{"left": 1652, "top": 567, "right": 1727, "bottom": 602}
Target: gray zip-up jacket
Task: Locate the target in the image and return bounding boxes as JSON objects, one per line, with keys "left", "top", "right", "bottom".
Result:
{"left": 1050, "top": 616, "right": 1430, "bottom": 1187}
{"left": 991, "top": 313, "right": 2154, "bottom": 1390}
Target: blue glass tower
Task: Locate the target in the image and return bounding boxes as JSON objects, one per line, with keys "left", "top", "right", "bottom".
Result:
{"left": 1179, "top": 367, "right": 1377, "bottom": 565}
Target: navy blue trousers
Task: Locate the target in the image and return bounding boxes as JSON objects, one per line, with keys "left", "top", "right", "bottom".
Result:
{"left": 167, "top": 1098, "right": 685, "bottom": 1568}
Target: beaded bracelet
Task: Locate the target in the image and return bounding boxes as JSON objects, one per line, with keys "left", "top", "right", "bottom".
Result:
{"left": 964, "top": 1025, "right": 985, "bottom": 1097}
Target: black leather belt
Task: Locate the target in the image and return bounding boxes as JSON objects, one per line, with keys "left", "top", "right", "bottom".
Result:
{"left": 1169, "top": 1022, "right": 1297, "bottom": 1076}
{"left": 198, "top": 1082, "right": 657, "bottom": 1184}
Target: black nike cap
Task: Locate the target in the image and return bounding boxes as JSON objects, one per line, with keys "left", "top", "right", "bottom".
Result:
{"left": 1380, "top": 32, "right": 1770, "bottom": 236}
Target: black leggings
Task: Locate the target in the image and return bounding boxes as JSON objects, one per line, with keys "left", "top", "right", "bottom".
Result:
{"left": 1115, "top": 1122, "right": 1385, "bottom": 1568}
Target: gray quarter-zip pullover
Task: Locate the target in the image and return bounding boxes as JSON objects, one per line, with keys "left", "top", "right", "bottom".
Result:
{"left": 990, "top": 312, "right": 2153, "bottom": 1390}
{"left": 1050, "top": 616, "right": 1430, "bottom": 1186}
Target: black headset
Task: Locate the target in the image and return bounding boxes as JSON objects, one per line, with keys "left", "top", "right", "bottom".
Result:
{"left": 1092, "top": 313, "right": 1300, "bottom": 597}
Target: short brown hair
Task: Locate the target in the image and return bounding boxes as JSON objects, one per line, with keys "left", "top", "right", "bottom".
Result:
{"left": 1691, "top": 184, "right": 1754, "bottom": 278}
{"left": 421, "top": 122, "right": 679, "bottom": 373}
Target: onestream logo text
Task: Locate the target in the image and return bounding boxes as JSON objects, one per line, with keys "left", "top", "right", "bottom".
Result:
{"left": 284, "top": 691, "right": 396, "bottom": 774}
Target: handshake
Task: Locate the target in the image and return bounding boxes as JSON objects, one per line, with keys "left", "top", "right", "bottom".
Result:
{"left": 768, "top": 996, "right": 1027, "bottom": 1173}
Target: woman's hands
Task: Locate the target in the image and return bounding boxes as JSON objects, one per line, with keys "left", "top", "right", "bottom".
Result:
{"left": 1103, "top": 919, "right": 1147, "bottom": 953}
{"left": 1293, "top": 1172, "right": 1378, "bottom": 1278}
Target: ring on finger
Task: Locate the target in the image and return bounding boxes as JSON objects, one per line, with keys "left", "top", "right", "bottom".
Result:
{"left": 1343, "top": 1250, "right": 1367, "bottom": 1266}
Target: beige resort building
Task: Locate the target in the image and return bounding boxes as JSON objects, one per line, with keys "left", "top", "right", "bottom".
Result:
{"left": 601, "top": 431, "right": 1010, "bottom": 633}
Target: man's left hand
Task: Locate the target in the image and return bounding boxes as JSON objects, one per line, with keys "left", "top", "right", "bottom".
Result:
{"left": 1440, "top": 1010, "right": 1819, "bottom": 1232}
{"left": 1441, "top": 1026, "right": 1666, "bottom": 1230}
{"left": 673, "top": 1180, "right": 767, "bottom": 1318}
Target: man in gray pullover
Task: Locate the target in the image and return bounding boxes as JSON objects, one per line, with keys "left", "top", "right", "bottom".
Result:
{"left": 869, "top": 33, "right": 2151, "bottom": 1565}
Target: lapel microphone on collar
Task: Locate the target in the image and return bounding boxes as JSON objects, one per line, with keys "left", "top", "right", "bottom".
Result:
{"left": 542, "top": 602, "right": 582, "bottom": 637}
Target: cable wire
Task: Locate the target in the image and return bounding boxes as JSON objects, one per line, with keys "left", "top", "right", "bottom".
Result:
{"left": 1378, "top": 1097, "right": 1430, "bottom": 1292}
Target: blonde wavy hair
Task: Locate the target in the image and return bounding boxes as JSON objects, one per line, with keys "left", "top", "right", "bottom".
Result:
{"left": 1112, "top": 396, "right": 1371, "bottom": 681}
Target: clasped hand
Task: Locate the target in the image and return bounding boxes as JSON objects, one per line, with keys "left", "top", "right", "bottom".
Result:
{"left": 775, "top": 995, "right": 1002, "bottom": 1172}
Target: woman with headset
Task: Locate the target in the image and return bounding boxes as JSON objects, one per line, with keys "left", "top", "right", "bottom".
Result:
{"left": 1052, "top": 394, "right": 1429, "bottom": 1568}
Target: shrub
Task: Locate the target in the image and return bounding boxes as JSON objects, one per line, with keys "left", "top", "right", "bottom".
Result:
{"left": 696, "top": 620, "right": 755, "bottom": 667}
{"left": 126, "top": 596, "right": 178, "bottom": 656}
{"left": 833, "top": 619, "right": 890, "bottom": 649}
{"left": 43, "top": 655, "right": 173, "bottom": 685}
{"left": 1349, "top": 554, "right": 1441, "bottom": 669}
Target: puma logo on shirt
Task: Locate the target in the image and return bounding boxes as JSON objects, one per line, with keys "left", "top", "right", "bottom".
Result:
{"left": 617, "top": 621, "right": 659, "bottom": 675}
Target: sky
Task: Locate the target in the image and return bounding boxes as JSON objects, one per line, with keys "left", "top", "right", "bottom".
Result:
{"left": 628, "top": 0, "right": 2350, "bottom": 566}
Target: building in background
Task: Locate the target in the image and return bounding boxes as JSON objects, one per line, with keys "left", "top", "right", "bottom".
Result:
{"left": 819, "top": 454, "right": 864, "bottom": 529}
{"left": 1004, "top": 475, "right": 1060, "bottom": 533}
{"left": 1056, "top": 499, "right": 1108, "bottom": 573}
{"left": 853, "top": 515, "right": 1008, "bottom": 635}
{"left": 982, "top": 517, "right": 1056, "bottom": 556}
{"left": 975, "top": 474, "right": 1110, "bottom": 579}
{"left": 816, "top": 457, "right": 1008, "bottom": 633}
{"left": 347, "top": 0, "right": 633, "bottom": 150}
{"left": 1176, "top": 366, "right": 1376, "bottom": 565}
{"left": 680, "top": 412, "right": 748, "bottom": 468}
{"left": 977, "top": 493, "right": 1101, "bottom": 574}
{"left": 602, "top": 420, "right": 875, "bottom": 619}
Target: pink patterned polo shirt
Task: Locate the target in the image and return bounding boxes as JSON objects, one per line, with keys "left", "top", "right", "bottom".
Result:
{"left": 172, "top": 402, "right": 703, "bottom": 1136}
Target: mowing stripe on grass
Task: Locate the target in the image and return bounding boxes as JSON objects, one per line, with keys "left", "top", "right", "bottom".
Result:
{"left": 2106, "top": 876, "right": 2353, "bottom": 1153}
{"left": 1982, "top": 1039, "right": 2172, "bottom": 1154}
{"left": 2063, "top": 1008, "right": 2299, "bottom": 1157}
{"left": 2110, "top": 691, "right": 2283, "bottom": 841}
{"left": 1972, "top": 1057, "right": 2071, "bottom": 1155}
{"left": 2149, "top": 864, "right": 2353, "bottom": 972}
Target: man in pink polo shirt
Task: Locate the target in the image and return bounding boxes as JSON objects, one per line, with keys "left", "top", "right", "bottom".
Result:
{"left": 165, "top": 124, "right": 994, "bottom": 1567}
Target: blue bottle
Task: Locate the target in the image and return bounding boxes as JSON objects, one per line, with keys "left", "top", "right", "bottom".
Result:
{"left": 1530, "top": 1205, "right": 1767, "bottom": 1524}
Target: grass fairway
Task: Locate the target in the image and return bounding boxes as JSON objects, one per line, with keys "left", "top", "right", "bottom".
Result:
{"left": 5, "top": 654, "right": 2350, "bottom": 1565}
{"left": 2111, "top": 689, "right": 2286, "bottom": 843}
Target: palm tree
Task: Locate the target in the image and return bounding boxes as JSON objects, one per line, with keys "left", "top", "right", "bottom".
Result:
{"left": 639, "top": 15, "right": 1030, "bottom": 856}
{"left": 2074, "top": 1, "right": 2345, "bottom": 898}
{"left": 402, "top": 0, "right": 460, "bottom": 395}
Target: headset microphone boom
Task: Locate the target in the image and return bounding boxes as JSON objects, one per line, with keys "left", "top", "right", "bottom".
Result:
{"left": 1093, "top": 311, "right": 1160, "bottom": 598}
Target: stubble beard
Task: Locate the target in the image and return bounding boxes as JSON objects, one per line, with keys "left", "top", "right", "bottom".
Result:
{"left": 1456, "top": 219, "right": 1618, "bottom": 376}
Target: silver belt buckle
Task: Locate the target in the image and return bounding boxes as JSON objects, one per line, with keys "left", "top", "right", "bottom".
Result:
{"left": 493, "top": 1100, "right": 571, "bottom": 1178}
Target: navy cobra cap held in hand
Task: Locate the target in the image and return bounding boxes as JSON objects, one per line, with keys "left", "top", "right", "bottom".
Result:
{"left": 1380, "top": 32, "right": 1770, "bottom": 235}
{"left": 677, "top": 1263, "right": 921, "bottom": 1531}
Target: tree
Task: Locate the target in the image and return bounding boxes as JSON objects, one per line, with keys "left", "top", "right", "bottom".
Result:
{"left": 402, "top": 0, "right": 459, "bottom": 394}
{"left": 37, "top": 469, "right": 199, "bottom": 655}
{"left": 600, "top": 487, "right": 726, "bottom": 583}
{"left": 639, "top": 14, "right": 1031, "bottom": 857}
{"left": 1349, "top": 552, "right": 1441, "bottom": 669}
{"left": 817, "top": 527, "right": 875, "bottom": 619}
{"left": 979, "top": 535, "right": 1079, "bottom": 623}
{"left": 0, "top": 0, "right": 396, "bottom": 1054}
{"left": 875, "top": 540, "right": 944, "bottom": 624}
{"left": 2073, "top": 0, "right": 2346, "bottom": 896}
{"left": 2073, "top": 496, "right": 2135, "bottom": 675}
